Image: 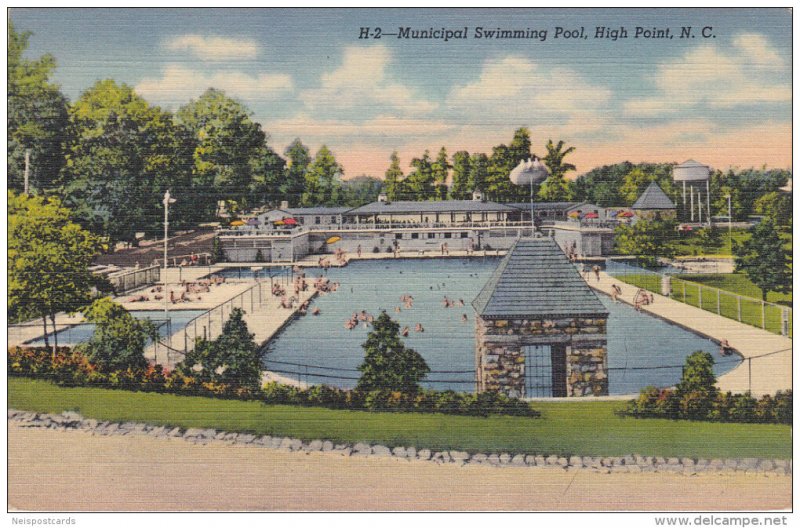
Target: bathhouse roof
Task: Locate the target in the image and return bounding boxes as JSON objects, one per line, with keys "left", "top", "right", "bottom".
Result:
{"left": 631, "top": 182, "right": 676, "bottom": 210}
{"left": 507, "top": 201, "right": 583, "bottom": 212}
{"left": 284, "top": 206, "right": 353, "bottom": 215}
{"left": 472, "top": 238, "right": 608, "bottom": 319}
{"left": 347, "top": 200, "right": 517, "bottom": 215}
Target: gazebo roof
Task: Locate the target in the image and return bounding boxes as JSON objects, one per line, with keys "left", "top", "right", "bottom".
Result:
{"left": 472, "top": 238, "right": 608, "bottom": 319}
{"left": 631, "top": 181, "right": 676, "bottom": 210}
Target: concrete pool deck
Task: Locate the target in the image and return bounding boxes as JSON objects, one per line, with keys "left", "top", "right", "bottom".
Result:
{"left": 589, "top": 271, "right": 792, "bottom": 397}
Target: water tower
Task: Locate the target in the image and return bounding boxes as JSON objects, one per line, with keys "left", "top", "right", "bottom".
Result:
{"left": 673, "top": 159, "right": 710, "bottom": 224}
{"left": 509, "top": 157, "right": 549, "bottom": 227}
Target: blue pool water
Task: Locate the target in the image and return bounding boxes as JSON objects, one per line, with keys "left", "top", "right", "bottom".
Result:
{"left": 262, "top": 259, "right": 738, "bottom": 395}
{"left": 26, "top": 310, "right": 207, "bottom": 346}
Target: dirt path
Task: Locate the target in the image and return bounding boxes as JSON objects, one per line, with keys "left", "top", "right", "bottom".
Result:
{"left": 8, "top": 423, "right": 790, "bottom": 511}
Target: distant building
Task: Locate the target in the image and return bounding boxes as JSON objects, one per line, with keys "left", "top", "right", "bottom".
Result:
{"left": 631, "top": 181, "right": 677, "bottom": 220}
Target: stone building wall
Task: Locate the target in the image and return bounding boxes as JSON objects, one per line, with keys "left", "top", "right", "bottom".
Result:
{"left": 475, "top": 315, "right": 608, "bottom": 398}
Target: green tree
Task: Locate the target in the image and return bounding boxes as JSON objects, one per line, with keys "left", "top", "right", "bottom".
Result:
{"left": 178, "top": 308, "right": 261, "bottom": 391}
{"left": 753, "top": 191, "right": 792, "bottom": 229}
{"left": 62, "top": 80, "right": 194, "bottom": 242}
{"left": 675, "top": 351, "right": 718, "bottom": 420}
{"left": 614, "top": 219, "right": 677, "bottom": 267}
{"left": 468, "top": 152, "right": 489, "bottom": 194}
{"left": 77, "top": 298, "right": 156, "bottom": 372}
{"left": 357, "top": 312, "right": 430, "bottom": 393}
{"left": 404, "top": 150, "right": 435, "bottom": 200}
{"left": 301, "top": 145, "right": 343, "bottom": 206}
{"left": 509, "top": 127, "right": 532, "bottom": 164}
{"left": 340, "top": 175, "right": 383, "bottom": 207}
{"left": 7, "top": 21, "right": 70, "bottom": 194}
{"left": 431, "top": 147, "right": 451, "bottom": 200}
{"left": 485, "top": 144, "right": 524, "bottom": 202}
{"left": 177, "top": 88, "right": 267, "bottom": 214}
{"left": 383, "top": 151, "right": 404, "bottom": 201}
{"left": 250, "top": 146, "right": 288, "bottom": 208}
{"left": 8, "top": 192, "right": 104, "bottom": 352}
{"left": 542, "top": 139, "right": 576, "bottom": 179}
{"left": 619, "top": 168, "right": 654, "bottom": 205}
{"left": 537, "top": 175, "right": 575, "bottom": 202}
{"left": 283, "top": 138, "right": 311, "bottom": 207}
{"left": 449, "top": 150, "right": 472, "bottom": 199}
{"left": 734, "top": 218, "right": 792, "bottom": 301}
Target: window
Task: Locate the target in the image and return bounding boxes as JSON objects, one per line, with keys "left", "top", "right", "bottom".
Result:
{"left": 443, "top": 232, "right": 452, "bottom": 239}
{"left": 331, "top": 216, "right": 336, "bottom": 224}
{"left": 315, "top": 217, "right": 321, "bottom": 225}
{"left": 428, "top": 233, "right": 436, "bottom": 239}
{"left": 461, "top": 232, "right": 468, "bottom": 238}
{"left": 411, "top": 233, "right": 419, "bottom": 239}
{"left": 395, "top": 233, "right": 403, "bottom": 239}
{"left": 298, "top": 217, "right": 305, "bottom": 224}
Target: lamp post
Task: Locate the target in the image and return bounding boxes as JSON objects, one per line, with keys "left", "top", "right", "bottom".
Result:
{"left": 163, "top": 190, "right": 176, "bottom": 343}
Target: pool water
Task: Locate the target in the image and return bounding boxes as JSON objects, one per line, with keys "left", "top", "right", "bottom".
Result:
{"left": 26, "top": 310, "right": 207, "bottom": 346}
{"left": 262, "top": 259, "right": 737, "bottom": 395}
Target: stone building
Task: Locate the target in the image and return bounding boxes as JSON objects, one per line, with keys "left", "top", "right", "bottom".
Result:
{"left": 472, "top": 238, "right": 609, "bottom": 398}
{"left": 631, "top": 181, "right": 677, "bottom": 220}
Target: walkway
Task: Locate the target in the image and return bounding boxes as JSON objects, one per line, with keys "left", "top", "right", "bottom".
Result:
{"left": 589, "top": 271, "right": 792, "bottom": 396}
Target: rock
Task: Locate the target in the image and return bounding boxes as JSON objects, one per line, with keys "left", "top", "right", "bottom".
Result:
{"left": 289, "top": 439, "right": 303, "bottom": 451}
{"left": 252, "top": 436, "right": 269, "bottom": 446}
{"left": 758, "top": 459, "right": 775, "bottom": 472}
{"left": 655, "top": 456, "right": 666, "bottom": 466}
{"left": 510, "top": 454, "right": 526, "bottom": 467}
{"left": 451, "top": 451, "right": 470, "bottom": 464}
{"left": 709, "top": 459, "right": 724, "bottom": 470}
{"left": 279, "top": 437, "right": 294, "bottom": 450}
{"left": 306, "top": 439, "right": 323, "bottom": 452}
{"left": 499, "top": 453, "right": 511, "bottom": 465}
{"left": 627, "top": 465, "right": 642, "bottom": 473}
{"left": 269, "top": 437, "right": 282, "bottom": 449}
{"left": 535, "top": 455, "right": 546, "bottom": 466}
{"left": 405, "top": 447, "right": 416, "bottom": 459}
{"left": 167, "top": 427, "right": 182, "bottom": 437}
{"left": 353, "top": 442, "right": 372, "bottom": 456}
{"left": 470, "top": 453, "right": 487, "bottom": 464}
{"left": 238, "top": 434, "right": 256, "bottom": 444}
{"left": 487, "top": 454, "right": 500, "bottom": 466}
{"left": 120, "top": 422, "right": 135, "bottom": 431}
{"left": 568, "top": 456, "right": 583, "bottom": 468}
{"left": 666, "top": 457, "right": 679, "bottom": 465}
{"left": 738, "top": 458, "right": 759, "bottom": 471}
{"left": 724, "top": 459, "right": 738, "bottom": 470}
{"left": 681, "top": 457, "right": 695, "bottom": 467}
{"left": 322, "top": 441, "right": 334, "bottom": 452}
{"left": 392, "top": 447, "right": 407, "bottom": 458}
{"left": 215, "top": 432, "right": 227, "bottom": 441}
{"left": 417, "top": 449, "right": 431, "bottom": 461}
{"left": 371, "top": 445, "right": 392, "bottom": 457}
{"left": 557, "top": 457, "right": 569, "bottom": 468}
{"left": 623, "top": 455, "right": 636, "bottom": 466}
{"left": 83, "top": 419, "right": 99, "bottom": 430}
{"left": 546, "top": 455, "right": 559, "bottom": 466}
{"left": 7, "top": 409, "right": 19, "bottom": 419}
{"left": 334, "top": 447, "right": 352, "bottom": 456}
{"left": 524, "top": 455, "right": 537, "bottom": 466}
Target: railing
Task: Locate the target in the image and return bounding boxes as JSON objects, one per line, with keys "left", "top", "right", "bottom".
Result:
{"left": 606, "top": 260, "right": 792, "bottom": 338}
{"left": 149, "top": 252, "right": 212, "bottom": 268}
{"left": 108, "top": 265, "right": 161, "bottom": 294}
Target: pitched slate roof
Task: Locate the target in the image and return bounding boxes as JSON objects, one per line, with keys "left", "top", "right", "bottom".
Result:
{"left": 631, "top": 182, "right": 676, "bottom": 210}
{"left": 472, "top": 238, "right": 608, "bottom": 319}
{"left": 507, "top": 201, "right": 582, "bottom": 211}
{"left": 284, "top": 206, "right": 353, "bottom": 215}
{"left": 346, "top": 200, "right": 516, "bottom": 215}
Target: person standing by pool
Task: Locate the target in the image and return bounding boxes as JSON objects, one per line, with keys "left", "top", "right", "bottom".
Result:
{"left": 592, "top": 265, "right": 601, "bottom": 282}
{"left": 357, "top": 244, "right": 362, "bottom": 258}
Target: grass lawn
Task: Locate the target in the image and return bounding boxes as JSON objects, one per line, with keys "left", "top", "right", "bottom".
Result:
{"left": 671, "top": 228, "right": 751, "bottom": 257}
{"left": 614, "top": 273, "right": 791, "bottom": 336}
{"left": 8, "top": 377, "right": 791, "bottom": 459}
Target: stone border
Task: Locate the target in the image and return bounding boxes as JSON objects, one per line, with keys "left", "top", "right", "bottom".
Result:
{"left": 8, "top": 410, "right": 791, "bottom": 477}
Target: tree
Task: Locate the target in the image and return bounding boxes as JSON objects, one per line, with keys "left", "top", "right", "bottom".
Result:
{"left": 619, "top": 167, "right": 654, "bottom": 205}
{"left": 383, "top": 151, "right": 404, "bottom": 201}
{"left": 468, "top": 152, "right": 489, "bottom": 194}
{"left": 77, "top": 298, "right": 156, "bottom": 372}
{"left": 61, "top": 80, "right": 194, "bottom": 242}
{"left": 178, "top": 308, "right": 261, "bottom": 391}
{"left": 734, "top": 218, "right": 791, "bottom": 301}
{"left": 340, "top": 175, "right": 383, "bottom": 207}
{"left": 177, "top": 88, "right": 267, "bottom": 214}
{"left": 431, "top": 146, "right": 451, "bottom": 200}
{"left": 675, "top": 351, "right": 718, "bottom": 420}
{"left": 404, "top": 150, "right": 435, "bottom": 200}
{"left": 283, "top": 138, "right": 311, "bottom": 207}
{"left": 357, "top": 312, "right": 430, "bottom": 393}
{"left": 614, "top": 219, "right": 677, "bottom": 267}
{"left": 753, "top": 191, "right": 792, "bottom": 229}
{"left": 509, "top": 127, "right": 532, "bottom": 164}
{"left": 250, "top": 145, "right": 287, "bottom": 208}
{"left": 7, "top": 21, "right": 70, "bottom": 194}
{"left": 542, "top": 139, "right": 576, "bottom": 179}
{"left": 301, "top": 145, "right": 343, "bottom": 206}
{"left": 8, "top": 192, "right": 104, "bottom": 352}
{"left": 485, "top": 144, "right": 524, "bottom": 202}
{"left": 449, "top": 150, "right": 472, "bottom": 199}
{"left": 537, "top": 175, "right": 575, "bottom": 202}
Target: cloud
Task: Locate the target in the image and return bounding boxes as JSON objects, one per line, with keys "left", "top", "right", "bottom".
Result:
{"left": 298, "top": 46, "right": 438, "bottom": 117}
{"left": 623, "top": 34, "right": 790, "bottom": 117}
{"left": 165, "top": 34, "right": 259, "bottom": 61}
{"left": 135, "top": 64, "right": 293, "bottom": 106}
{"left": 267, "top": 114, "right": 456, "bottom": 141}
{"left": 447, "top": 56, "right": 613, "bottom": 121}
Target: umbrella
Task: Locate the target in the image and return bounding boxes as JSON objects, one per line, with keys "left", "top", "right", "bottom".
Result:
{"left": 326, "top": 236, "right": 342, "bottom": 244}
{"left": 607, "top": 210, "right": 619, "bottom": 218}
{"left": 583, "top": 212, "right": 599, "bottom": 219}
{"left": 273, "top": 220, "right": 284, "bottom": 225}
{"left": 567, "top": 211, "right": 580, "bottom": 218}
{"left": 617, "top": 211, "right": 634, "bottom": 218}
{"left": 229, "top": 220, "right": 245, "bottom": 226}
{"left": 246, "top": 218, "right": 260, "bottom": 226}
{"left": 282, "top": 217, "right": 298, "bottom": 226}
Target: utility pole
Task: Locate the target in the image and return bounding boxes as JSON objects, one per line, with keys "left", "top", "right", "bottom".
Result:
{"left": 163, "top": 190, "right": 176, "bottom": 344}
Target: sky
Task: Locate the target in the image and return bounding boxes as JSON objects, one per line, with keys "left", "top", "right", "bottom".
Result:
{"left": 9, "top": 7, "right": 793, "bottom": 179}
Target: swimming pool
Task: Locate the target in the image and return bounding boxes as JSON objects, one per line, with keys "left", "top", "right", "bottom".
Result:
{"left": 261, "top": 259, "right": 738, "bottom": 395}
{"left": 25, "top": 310, "right": 207, "bottom": 346}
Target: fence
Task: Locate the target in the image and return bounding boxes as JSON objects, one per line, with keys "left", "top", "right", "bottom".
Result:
{"left": 606, "top": 261, "right": 792, "bottom": 338}
{"left": 108, "top": 265, "right": 161, "bottom": 294}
